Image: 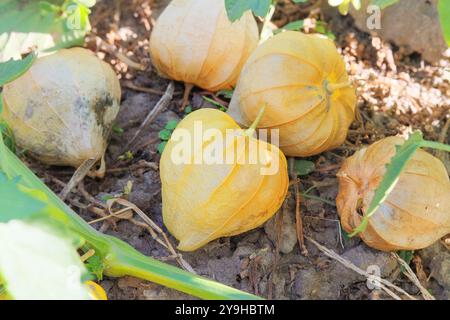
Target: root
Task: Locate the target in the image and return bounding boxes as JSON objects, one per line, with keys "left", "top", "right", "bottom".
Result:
{"left": 59, "top": 158, "right": 97, "bottom": 201}
{"left": 179, "top": 83, "right": 194, "bottom": 111}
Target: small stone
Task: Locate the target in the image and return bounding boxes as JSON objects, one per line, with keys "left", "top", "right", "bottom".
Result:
{"left": 419, "top": 242, "right": 450, "bottom": 288}
{"left": 264, "top": 210, "right": 298, "bottom": 254}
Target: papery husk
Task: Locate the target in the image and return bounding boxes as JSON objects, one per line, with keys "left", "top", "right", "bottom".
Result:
{"left": 228, "top": 31, "right": 357, "bottom": 157}
{"left": 160, "top": 109, "right": 289, "bottom": 251}
{"left": 149, "top": 0, "right": 259, "bottom": 91}
{"left": 336, "top": 136, "right": 450, "bottom": 251}
{"left": 2, "top": 47, "right": 121, "bottom": 168}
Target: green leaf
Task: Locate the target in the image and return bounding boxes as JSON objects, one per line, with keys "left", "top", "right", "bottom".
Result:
{"left": 0, "top": 53, "right": 36, "bottom": 86}
{"left": 202, "top": 96, "right": 227, "bottom": 111}
{"left": 86, "top": 255, "right": 104, "bottom": 281}
{"left": 112, "top": 125, "right": 124, "bottom": 134}
{"left": 76, "top": 0, "right": 96, "bottom": 7}
{"left": 225, "top": 0, "right": 272, "bottom": 22}
{"left": 157, "top": 141, "right": 167, "bottom": 154}
{"left": 0, "top": 0, "right": 92, "bottom": 62}
{"left": 350, "top": 131, "right": 424, "bottom": 236}
{"left": 184, "top": 105, "right": 193, "bottom": 114}
{"left": 283, "top": 20, "right": 305, "bottom": 31}
{"left": 315, "top": 21, "right": 336, "bottom": 40}
{"left": 398, "top": 250, "right": 414, "bottom": 273}
{"left": 371, "top": 0, "right": 399, "bottom": 10}
{"left": 159, "top": 129, "right": 172, "bottom": 141}
{"left": 438, "top": 0, "right": 450, "bottom": 46}
{"left": 0, "top": 220, "right": 91, "bottom": 300}
{"left": 294, "top": 160, "right": 315, "bottom": 176}
{"left": 164, "top": 120, "right": 179, "bottom": 130}
{"left": 217, "top": 89, "right": 234, "bottom": 99}
{"left": 0, "top": 173, "right": 46, "bottom": 223}
{"left": 0, "top": 120, "right": 15, "bottom": 152}
{"left": 0, "top": 133, "right": 262, "bottom": 300}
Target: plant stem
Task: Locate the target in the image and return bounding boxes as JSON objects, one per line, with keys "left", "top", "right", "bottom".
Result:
{"left": 325, "top": 81, "right": 351, "bottom": 93}
{"left": 244, "top": 106, "right": 266, "bottom": 137}
{"left": 0, "top": 138, "right": 262, "bottom": 300}
{"left": 259, "top": 4, "right": 276, "bottom": 43}
{"left": 301, "top": 193, "right": 336, "bottom": 207}
{"left": 105, "top": 246, "right": 262, "bottom": 300}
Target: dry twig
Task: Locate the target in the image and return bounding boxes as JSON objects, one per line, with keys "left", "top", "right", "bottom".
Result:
{"left": 121, "top": 81, "right": 175, "bottom": 154}
{"left": 306, "top": 236, "right": 417, "bottom": 300}
{"left": 96, "top": 36, "right": 146, "bottom": 71}
{"left": 392, "top": 253, "right": 435, "bottom": 300}
{"left": 89, "top": 197, "right": 195, "bottom": 273}
{"left": 289, "top": 158, "right": 308, "bottom": 255}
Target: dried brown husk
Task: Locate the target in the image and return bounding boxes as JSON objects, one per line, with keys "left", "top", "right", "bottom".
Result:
{"left": 336, "top": 136, "right": 450, "bottom": 251}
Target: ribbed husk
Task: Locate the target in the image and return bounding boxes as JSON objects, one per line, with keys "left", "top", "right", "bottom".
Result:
{"left": 160, "top": 109, "right": 289, "bottom": 251}
{"left": 149, "top": 0, "right": 259, "bottom": 91}
{"left": 2, "top": 48, "right": 121, "bottom": 168}
{"left": 228, "top": 31, "right": 357, "bottom": 157}
{"left": 336, "top": 136, "right": 450, "bottom": 251}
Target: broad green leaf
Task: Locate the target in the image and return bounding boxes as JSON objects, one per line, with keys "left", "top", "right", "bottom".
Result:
{"left": 0, "top": 133, "right": 262, "bottom": 300}
{"left": 283, "top": 20, "right": 305, "bottom": 31}
{"left": 0, "top": 173, "right": 45, "bottom": 223}
{"left": 0, "top": 120, "right": 15, "bottom": 152}
{"left": 0, "top": 220, "right": 91, "bottom": 300}
{"left": 76, "top": 0, "right": 96, "bottom": 7}
{"left": 294, "top": 160, "right": 315, "bottom": 176}
{"left": 0, "top": 53, "right": 36, "bottom": 86}
{"left": 438, "top": 0, "right": 450, "bottom": 46}
{"left": 371, "top": 0, "right": 399, "bottom": 10}
{"left": 225, "top": 0, "right": 272, "bottom": 22}
{"left": 0, "top": 0, "right": 93, "bottom": 62}
{"left": 350, "top": 131, "right": 424, "bottom": 236}
{"left": 329, "top": 0, "right": 364, "bottom": 15}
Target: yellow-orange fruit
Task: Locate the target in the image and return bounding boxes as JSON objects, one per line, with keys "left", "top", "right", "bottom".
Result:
{"left": 228, "top": 31, "right": 357, "bottom": 157}
{"left": 1, "top": 48, "right": 121, "bottom": 167}
{"left": 160, "top": 109, "right": 289, "bottom": 251}
{"left": 336, "top": 136, "right": 450, "bottom": 251}
{"left": 149, "top": 0, "right": 259, "bottom": 91}
{"left": 85, "top": 281, "right": 107, "bottom": 300}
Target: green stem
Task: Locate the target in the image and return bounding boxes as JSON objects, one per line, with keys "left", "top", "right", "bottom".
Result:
{"left": 325, "top": 81, "right": 351, "bottom": 93}
{"left": 259, "top": 4, "right": 276, "bottom": 43}
{"left": 300, "top": 193, "right": 336, "bottom": 207}
{"left": 420, "top": 140, "right": 450, "bottom": 152}
{"left": 0, "top": 138, "right": 262, "bottom": 300}
{"left": 105, "top": 245, "right": 262, "bottom": 300}
{"left": 244, "top": 106, "right": 266, "bottom": 137}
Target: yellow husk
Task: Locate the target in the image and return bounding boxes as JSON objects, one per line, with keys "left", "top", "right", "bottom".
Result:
{"left": 228, "top": 31, "right": 357, "bottom": 157}
{"left": 160, "top": 109, "right": 289, "bottom": 251}
{"left": 336, "top": 136, "right": 450, "bottom": 251}
{"left": 149, "top": 0, "right": 259, "bottom": 91}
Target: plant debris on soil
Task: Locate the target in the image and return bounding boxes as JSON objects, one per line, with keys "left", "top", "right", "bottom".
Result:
{"left": 23, "top": 0, "right": 449, "bottom": 300}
